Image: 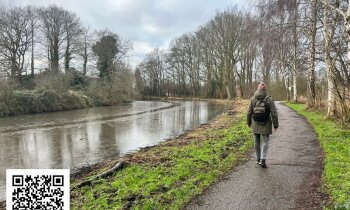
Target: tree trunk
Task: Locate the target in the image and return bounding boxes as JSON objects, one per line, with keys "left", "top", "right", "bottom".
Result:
{"left": 207, "top": 68, "right": 211, "bottom": 97}
{"left": 324, "top": 0, "right": 335, "bottom": 116}
{"left": 65, "top": 32, "right": 70, "bottom": 72}
{"left": 307, "top": 0, "right": 317, "bottom": 107}
{"left": 224, "top": 68, "right": 231, "bottom": 99}
{"left": 292, "top": 0, "right": 298, "bottom": 102}
{"left": 52, "top": 37, "right": 59, "bottom": 72}
{"left": 11, "top": 56, "right": 17, "bottom": 78}
{"left": 346, "top": 3, "right": 350, "bottom": 73}
{"left": 31, "top": 18, "right": 35, "bottom": 77}
{"left": 225, "top": 84, "right": 231, "bottom": 99}
{"left": 83, "top": 35, "right": 87, "bottom": 75}
{"left": 284, "top": 77, "right": 288, "bottom": 100}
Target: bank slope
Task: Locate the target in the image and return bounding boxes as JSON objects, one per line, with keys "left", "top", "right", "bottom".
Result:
{"left": 70, "top": 100, "right": 253, "bottom": 210}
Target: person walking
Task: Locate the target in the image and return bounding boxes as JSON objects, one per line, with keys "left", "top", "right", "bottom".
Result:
{"left": 247, "top": 82, "right": 279, "bottom": 168}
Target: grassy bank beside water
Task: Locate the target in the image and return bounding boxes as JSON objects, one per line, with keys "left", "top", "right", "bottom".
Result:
{"left": 0, "top": 71, "right": 134, "bottom": 117}
{"left": 70, "top": 100, "right": 253, "bottom": 210}
{"left": 0, "top": 89, "right": 95, "bottom": 117}
{"left": 286, "top": 103, "right": 350, "bottom": 209}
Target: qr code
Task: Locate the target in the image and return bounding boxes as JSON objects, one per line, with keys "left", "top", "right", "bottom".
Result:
{"left": 6, "top": 169, "right": 70, "bottom": 210}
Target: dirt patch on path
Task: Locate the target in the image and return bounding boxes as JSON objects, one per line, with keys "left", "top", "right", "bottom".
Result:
{"left": 185, "top": 102, "right": 327, "bottom": 210}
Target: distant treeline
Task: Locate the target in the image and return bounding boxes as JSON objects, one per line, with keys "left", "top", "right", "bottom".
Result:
{"left": 0, "top": 4, "right": 134, "bottom": 117}
{"left": 137, "top": 1, "right": 350, "bottom": 123}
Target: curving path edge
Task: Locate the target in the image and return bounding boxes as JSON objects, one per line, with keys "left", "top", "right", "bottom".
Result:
{"left": 185, "top": 102, "right": 324, "bottom": 210}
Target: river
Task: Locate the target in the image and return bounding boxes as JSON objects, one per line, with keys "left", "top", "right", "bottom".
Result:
{"left": 0, "top": 100, "right": 227, "bottom": 200}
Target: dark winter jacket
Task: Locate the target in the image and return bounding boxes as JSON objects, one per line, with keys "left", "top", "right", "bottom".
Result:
{"left": 247, "top": 90, "right": 279, "bottom": 134}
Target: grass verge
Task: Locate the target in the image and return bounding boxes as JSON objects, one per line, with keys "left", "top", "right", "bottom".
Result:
{"left": 286, "top": 103, "right": 350, "bottom": 209}
{"left": 70, "top": 100, "right": 253, "bottom": 210}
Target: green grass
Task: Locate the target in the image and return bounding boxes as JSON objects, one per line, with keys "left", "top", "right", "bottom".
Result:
{"left": 286, "top": 103, "right": 350, "bottom": 208}
{"left": 71, "top": 113, "right": 253, "bottom": 210}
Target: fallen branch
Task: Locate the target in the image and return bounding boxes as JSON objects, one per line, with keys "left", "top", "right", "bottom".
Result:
{"left": 71, "top": 161, "right": 126, "bottom": 190}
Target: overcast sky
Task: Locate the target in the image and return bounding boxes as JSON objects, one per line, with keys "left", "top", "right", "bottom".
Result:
{"left": 8, "top": 0, "right": 253, "bottom": 68}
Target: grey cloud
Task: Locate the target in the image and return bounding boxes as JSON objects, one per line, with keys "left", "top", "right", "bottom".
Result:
{"left": 12, "top": 0, "right": 245, "bottom": 67}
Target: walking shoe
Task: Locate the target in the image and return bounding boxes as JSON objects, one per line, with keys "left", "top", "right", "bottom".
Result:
{"left": 256, "top": 158, "right": 260, "bottom": 164}
{"left": 259, "top": 159, "right": 267, "bottom": 168}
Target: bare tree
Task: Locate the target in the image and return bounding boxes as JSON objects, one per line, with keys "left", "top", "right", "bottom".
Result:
{"left": 291, "top": 0, "right": 299, "bottom": 102}
{"left": 323, "top": 0, "right": 336, "bottom": 116}
{"left": 38, "top": 4, "right": 70, "bottom": 72}
{"left": 196, "top": 26, "right": 216, "bottom": 97}
{"left": 166, "top": 38, "right": 188, "bottom": 96}
{"left": 168, "top": 33, "right": 201, "bottom": 96}
{"left": 0, "top": 6, "right": 33, "bottom": 79}
{"left": 198, "top": 8, "right": 244, "bottom": 99}
{"left": 319, "top": 0, "right": 350, "bottom": 119}
{"left": 141, "top": 7, "right": 257, "bottom": 99}
{"left": 138, "top": 48, "right": 165, "bottom": 96}
{"left": 255, "top": 0, "right": 306, "bottom": 101}
{"left": 27, "top": 6, "right": 38, "bottom": 77}
{"left": 238, "top": 14, "right": 258, "bottom": 97}
{"left": 77, "top": 27, "right": 94, "bottom": 75}
{"left": 307, "top": 0, "right": 317, "bottom": 107}
{"left": 63, "top": 11, "right": 82, "bottom": 72}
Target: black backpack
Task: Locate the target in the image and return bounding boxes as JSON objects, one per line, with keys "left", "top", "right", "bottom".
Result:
{"left": 252, "top": 96, "right": 270, "bottom": 124}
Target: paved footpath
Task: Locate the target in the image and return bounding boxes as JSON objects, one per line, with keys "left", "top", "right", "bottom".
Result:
{"left": 185, "top": 102, "right": 323, "bottom": 210}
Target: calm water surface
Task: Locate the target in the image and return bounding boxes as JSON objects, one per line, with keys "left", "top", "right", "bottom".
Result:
{"left": 0, "top": 100, "right": 227, "bottom": 200}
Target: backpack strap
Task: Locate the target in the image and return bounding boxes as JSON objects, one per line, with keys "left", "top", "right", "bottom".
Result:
{"left": 263, "top": 96, "right": 271, "bottom": 112}
{"left": 263, "top": 95, "right": 270, "bottom": 104}
{"left": 254, "top": 95, "right": 269, "bottom": 107}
